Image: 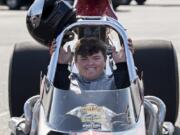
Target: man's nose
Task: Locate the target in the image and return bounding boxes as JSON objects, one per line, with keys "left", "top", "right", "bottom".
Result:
{"left": 87, "top": 58, "right": 94, "bottom": 65}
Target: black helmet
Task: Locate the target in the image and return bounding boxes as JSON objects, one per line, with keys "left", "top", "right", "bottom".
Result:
{"left": 26, "top": 0, "right": 76, "bottom": 45}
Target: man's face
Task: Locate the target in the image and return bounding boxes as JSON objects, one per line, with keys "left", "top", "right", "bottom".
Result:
{"left": 75, "top": 51, "right": 106, "bottom": 80}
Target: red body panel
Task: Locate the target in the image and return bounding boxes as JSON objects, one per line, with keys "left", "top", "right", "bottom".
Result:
{"left": 75, "top": 0, "right": 117, "bottom": 20}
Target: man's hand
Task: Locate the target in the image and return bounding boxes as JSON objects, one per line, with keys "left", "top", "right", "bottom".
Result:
{"left": 49, "top": 41, "right": 73, "bottom": 64}
{"left": 112, "top": 38, "right": 134, "bottom": 63}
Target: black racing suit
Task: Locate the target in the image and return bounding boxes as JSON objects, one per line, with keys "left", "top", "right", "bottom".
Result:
{"left": 54, "top": 62, "right": 130, "bottom": 90}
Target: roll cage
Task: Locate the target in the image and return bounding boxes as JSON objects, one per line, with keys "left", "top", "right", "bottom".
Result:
{"left": 47, "top": 16, "right": 138, "bottom": 84}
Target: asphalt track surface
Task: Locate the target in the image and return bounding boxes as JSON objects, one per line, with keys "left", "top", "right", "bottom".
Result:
{"left": 0, "top": 0, "right": 180, "bottom": 134}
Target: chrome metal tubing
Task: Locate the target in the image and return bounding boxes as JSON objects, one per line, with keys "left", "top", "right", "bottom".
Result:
{"left": 23, "top": 95, "right": 40, "bottom": 134}
{"left": 145, "top": 96, "right": 166, "bottom": 135}
{"left": 47, "top": 16, "right": 138, "bottom": 83}
{"left": 144, "top": 99, "right": 158, "bottom": 135}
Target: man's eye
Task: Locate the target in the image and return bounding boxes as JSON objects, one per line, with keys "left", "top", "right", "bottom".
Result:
{"left": 94, "top": 57, "right": 101, "bottom": 60}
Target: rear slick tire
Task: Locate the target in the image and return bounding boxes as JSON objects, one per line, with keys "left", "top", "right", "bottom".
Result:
{"left": 9, "top": 42, "right": 50, "bottom": 117}
{"left": 133, "top": 40, "right": 179, "bottom": 123}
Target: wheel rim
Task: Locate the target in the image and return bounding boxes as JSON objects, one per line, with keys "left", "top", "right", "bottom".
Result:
{"left": 6, "top": 0, "right": 19, "bottom": 9}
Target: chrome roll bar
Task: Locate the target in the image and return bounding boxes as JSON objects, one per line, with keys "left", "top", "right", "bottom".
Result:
{"left": 47, "top": 16, "right": 138, "bottom": 83}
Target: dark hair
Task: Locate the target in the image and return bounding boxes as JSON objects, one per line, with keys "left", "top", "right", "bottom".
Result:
{"left": 74, "top": 37, "right": 107, "bottom": 61}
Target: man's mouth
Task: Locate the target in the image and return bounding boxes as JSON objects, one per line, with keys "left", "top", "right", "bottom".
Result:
{"left": 86, "top": 67, "right": 96, "bottom": 71}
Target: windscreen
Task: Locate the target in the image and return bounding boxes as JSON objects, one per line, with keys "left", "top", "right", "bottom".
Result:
{"left": 46, "top": 88, "right": 136, "bottom": 132}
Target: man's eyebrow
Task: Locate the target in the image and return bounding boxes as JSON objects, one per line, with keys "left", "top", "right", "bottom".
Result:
{"left": 92, "top": 54, "right": 101, "bottom": 57}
